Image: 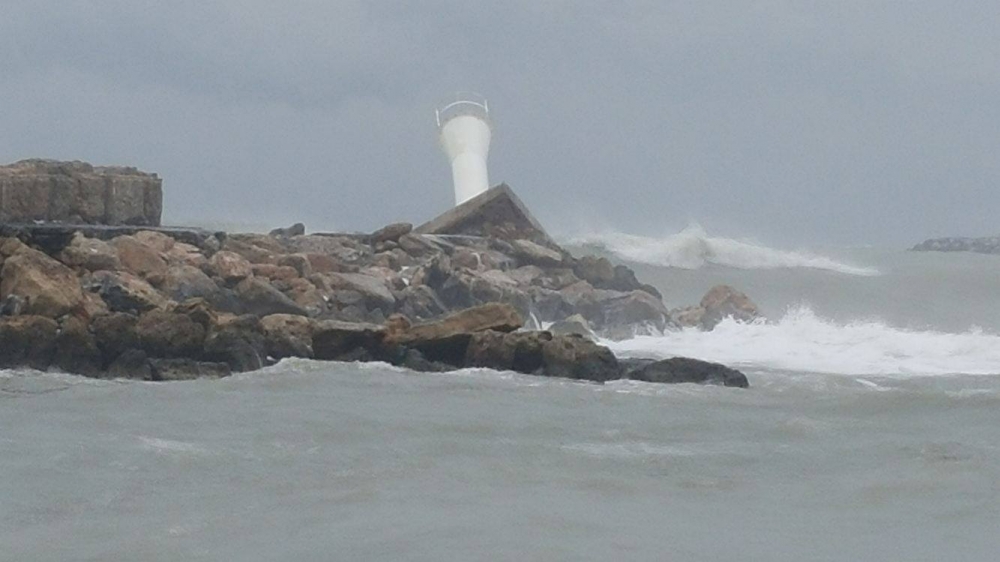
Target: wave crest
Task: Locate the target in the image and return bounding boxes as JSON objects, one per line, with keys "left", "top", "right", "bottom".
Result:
{"left": 569, "top": 225, "right": 879, "bottom": 276}
{"left": 607, "top": 306, "right": 1000, "bottom": 377}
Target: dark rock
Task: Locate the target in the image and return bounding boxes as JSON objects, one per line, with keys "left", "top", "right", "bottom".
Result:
{"left": 540, "top": 334, "right": 622, "bottom": 382}
{"left": 159, "top": 265, "right": 221, "bottom": 303}
{"left": 573, "top": 255, "right": 616, "bottom": 288}
{"left": 53, "top": 316, "right": 101, "bottom": 375}
{"left": 276, "top": 254, "right": 312, "bottom": 278}
{"left": 0, "top": 315, "right": 58, "bottom": 369}
{"left": 91, "top": 313, "right": 140, "bottom": 366}
{"left": 234, "top": 277, "right": 308, "bottom": 317}
{"left": 594, "top": 290, "right": 673, "bottom": 339}
{"left": 136, "top": 310, "right": 206, "bottom": 358}
{"left": 371, "top": 222, "right": 413, "bottom": 244}
{"left": 626, "top": 357, "right": 749, "bottom": 388}
{"left": 86, "top": 270, "right": 167, "bottom": 314}
{"left": 261, "top": 314, "right": 314, "bottom": 359}
{"left": 464, "top": 330, "right": 550, "bottom": 373}
{"left": 312, "top": 320, "right": 386, "bottom": 361}
{"left": 396, "top": 285, "right": 447, "bottom": 321}
{"left": 171, "top": 298, "right": 217, "bottom": 329}
{"left": 0, "top": 294, "right": 26, "bottom": 316}
{"left": 105, "top": 349, "right": 151, "bottom": 380}
{"left": 149, "top": 358, "right": 231, "bottom": 381}
{"left": 203, "top": 315, "right": 267, "bottom": 372}
{"left": 269, "top": 222, "right": 306, "bottom": 238}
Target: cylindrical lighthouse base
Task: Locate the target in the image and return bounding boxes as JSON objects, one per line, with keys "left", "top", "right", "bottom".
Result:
{"left": 450, "top": 152, "right": 489, "bottom": 205}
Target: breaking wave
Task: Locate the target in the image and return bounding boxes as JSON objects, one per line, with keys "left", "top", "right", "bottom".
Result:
{"left": 606, "top": 306, "right": 1000, "bottom": 377}
{"left": 569, "top": 225, "right": 879, "bottom": 276}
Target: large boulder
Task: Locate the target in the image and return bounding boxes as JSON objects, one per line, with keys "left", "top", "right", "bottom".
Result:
{"left": 464, "top": 330, "right": 549, "bottom": 373}
{"left": 511, "top": 239, "right": 564, "bottom": 267}
{"left": 0, "top": 247, "right": 84, "bottom": 317}
{"left": 110, "top": 235, "right": 168, "bottom": 279}
{"left": 53, "top": 316, "right": 101, "bottom": 375}
{"left": 208, "top": 250, "right": 253, "bottom": 284}
{"left": 91, "top": 312, "right": 140, "bottom": 367}
{"left": 594, "top": 290, "right": 673, "bottom": 340}
{"left": 396, "top": 285, "right": 448, "bottom": 322}
{"left": 203, "top": 314, "right": 267, "bottom": 372}
{"left": 371, "top": 222, "right": 413, "bottom": 244}
{"left": 573, "top": 255, "right": 616, "bottom": 287}
{"left": 698, "top": 285, "right": 760, "bottom": 330}
{"left": 390, "top": 303, "right": 523, "bottom": 364}
{"left": 233, "top": 277, "right": 308, "bottom": 317}
{"left": 0, "top": 315, "right": 58, "bottom": 369}
{"left": 158, "top": 265, "right": 222, "bottom": 303}
{"left": 135, "top": 310, "right": 206, "bottom": 358}
{"left": 86, "top": 270, "right": 168, "bottom": 314}
{"left": 625, "top": 357, "right": 749, "bottom": 388}
{"left": 312, "top": 320, "right": 386, "bottom": 361}
{"left": 58, "top": 233, "right": 121, "bottom": 272}
{"left": 539, "top": 334, "right": 622, "bottom": 382}
{"left": 317, "top": 272, "right": 395, "bottom": 313}
{"left": 261, "top": 314, "right": 315, "bottom": 359}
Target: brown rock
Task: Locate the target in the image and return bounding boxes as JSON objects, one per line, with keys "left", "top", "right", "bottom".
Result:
{"left": 371, "top": 222, "right": 413, "bottom": 244}
{"left": 464, "top": 330, "right": 549, "bottom": 373}
{"left": 164, "top": 242, "right": 208, "bottom": 269}
{"left": 0, "top": 246, "right": 84, "bottom": 317}
{"left": 111, "top": 235, "right": 168, "bottom": 279}
{"left": 133, "top": 231, "right": 175, "bottom": 253}
{"left": 252, "top": 263, "right": 299, "bottom": 281}
{"left": 512, "top": 239, "right": 564, "bottom": 267}
{"left": 58, "top": 233, "right": 121, "bottom": 271}
{"left": 276, "top": 253, "right": 312, "bottom": 277}
{"left": 699, "top": 285, "right": 760, "bottom": 330}
{"left": 136, "top": 310, "right": 205, "bottom": 358}
{"left": 303, "top": 253, "right": 344, "bottom": 274}
{"left": 208, "top": 250, "right": 253, "bottom": 284}
{"left": 261, "top": 314, "right": 315, "bottom": 359}
{"left": 171, "top": 298, "right": 217, "bottom": 329}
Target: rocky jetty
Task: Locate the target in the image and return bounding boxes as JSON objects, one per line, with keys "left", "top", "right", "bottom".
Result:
{"left": 911, "top": 236, "right": 1000, "bottom": 255}
{"left": 0, "top": 178, "right": 760, "bottom": 387}
{"left": 0, "top": 160, "right": 162, "bottom": 226}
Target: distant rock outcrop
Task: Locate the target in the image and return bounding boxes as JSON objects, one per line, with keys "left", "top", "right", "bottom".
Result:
{"left": 0, "top": 160, "right": 162, "bottom": 226}
{"left": 911, "top": 236, "right": 1000, "bottom": 255}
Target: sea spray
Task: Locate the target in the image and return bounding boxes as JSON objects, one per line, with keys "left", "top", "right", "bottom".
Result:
{"left": 606, "top": 305, "right": 1000, "bottom": 377}
{"left": 569, "top": 224, "right": 880, "bottom": 276}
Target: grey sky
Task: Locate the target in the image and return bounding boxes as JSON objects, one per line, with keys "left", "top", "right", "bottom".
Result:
{"left": 2, "top": 1, "right": 998, "bottom": 245}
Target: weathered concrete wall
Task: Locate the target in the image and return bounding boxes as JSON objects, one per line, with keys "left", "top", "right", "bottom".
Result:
{"left": 0, "top": 160, "right": 162, "bottom": 226}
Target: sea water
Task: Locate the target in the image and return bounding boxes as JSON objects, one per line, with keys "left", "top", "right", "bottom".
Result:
{"left": 3, "top": 229, "right": 1000, "bottom": 561}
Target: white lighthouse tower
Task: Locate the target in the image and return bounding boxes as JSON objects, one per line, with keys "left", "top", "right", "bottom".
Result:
{"left": 436, "top": 93, "right": 492, "bottom": 206}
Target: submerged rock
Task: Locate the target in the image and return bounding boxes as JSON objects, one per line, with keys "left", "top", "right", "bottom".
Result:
{"left": 625, "top": 357, "right": 749, "bottom": 388}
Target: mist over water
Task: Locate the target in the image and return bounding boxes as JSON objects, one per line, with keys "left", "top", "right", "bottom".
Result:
{"left": 569, "top": 225, "right": 880, "bottom": 276}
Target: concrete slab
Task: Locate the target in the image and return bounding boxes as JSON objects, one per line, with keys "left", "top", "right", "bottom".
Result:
{"left": 415, "top": 184, "right": 555, "bottom": 247}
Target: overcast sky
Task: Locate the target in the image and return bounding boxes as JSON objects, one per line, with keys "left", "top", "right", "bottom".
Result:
{"left": 2, "top": 1, "right": 998, "bottom": 245}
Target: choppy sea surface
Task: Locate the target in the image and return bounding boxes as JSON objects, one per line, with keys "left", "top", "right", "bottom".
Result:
{"left": 4, "top": 227, "right": 1000, "bottom": 561}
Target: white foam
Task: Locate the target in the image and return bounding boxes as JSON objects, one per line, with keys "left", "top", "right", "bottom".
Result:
{"left": 607, "top": 306, "right": 1000, "bottom": 377}
{"left": 569, "top": 224, "right": 879, "bottom": 276}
